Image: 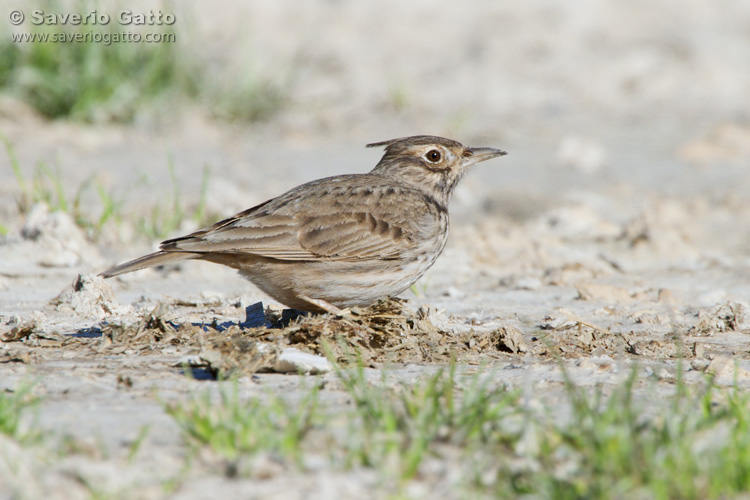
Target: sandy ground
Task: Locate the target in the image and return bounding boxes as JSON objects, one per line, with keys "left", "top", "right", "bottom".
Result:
{"left": 2, "top": 0, "right": 750, "bottom": 498}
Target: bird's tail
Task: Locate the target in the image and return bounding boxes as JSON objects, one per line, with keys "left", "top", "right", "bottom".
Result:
{"left": 99, "top": 251, "right": 196, "bottom": 278}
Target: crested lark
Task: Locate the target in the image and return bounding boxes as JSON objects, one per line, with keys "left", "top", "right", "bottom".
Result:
{"left": 101, "top": 136, "right": 506, "bottom": 313}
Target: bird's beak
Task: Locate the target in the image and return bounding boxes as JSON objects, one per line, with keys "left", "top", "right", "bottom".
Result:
{"left": 463, "top": 147, "right": 507, "bottom": 167}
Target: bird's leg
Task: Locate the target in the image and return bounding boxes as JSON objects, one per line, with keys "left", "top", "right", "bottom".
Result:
{"left": 299, "top": 295, "right": 347, "bottom": 316}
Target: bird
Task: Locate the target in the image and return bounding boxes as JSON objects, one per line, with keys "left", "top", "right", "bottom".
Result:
{"left": 101, "top": 135, "right": 507, "bottom": 313}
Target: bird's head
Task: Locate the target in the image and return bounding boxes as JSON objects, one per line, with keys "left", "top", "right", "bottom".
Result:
{"left": 368, "top": 135, "right": 506, "bottom": 204}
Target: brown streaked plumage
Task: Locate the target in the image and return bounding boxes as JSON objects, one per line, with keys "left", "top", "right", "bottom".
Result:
{"left": 101, "top": 136, "right": 506, "bottom": 313}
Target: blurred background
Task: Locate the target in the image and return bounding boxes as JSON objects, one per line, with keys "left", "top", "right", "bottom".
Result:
{"left": 3, "top": 4, "right": 750, "bottom": 497}
{"left": 1, "top": 0, "right": 749, "bottom": 274}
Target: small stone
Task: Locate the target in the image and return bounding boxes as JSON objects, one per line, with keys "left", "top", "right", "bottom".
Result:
{"left": 51, "top": 274, "right": 130, "bottom": 319}
{"left": 705, "top": 356, "right": 750, "bottom": 385}
{"left": 657, "top": 289, "right": 678, "bottom": 306}
{"left": 173, "top": 355, "right": 205, "bottom": 367}
{"left": 576, "top": 282, "right": 632, "bottom": 302}
{"left": 493, "top": 326, "right": 529, "bottom": 354}
{"left": 273, "top": 348, "right": 332, "bottom": 374}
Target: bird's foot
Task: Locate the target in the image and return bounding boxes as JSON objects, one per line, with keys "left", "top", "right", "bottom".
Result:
{"left": 299, "top": 295, "right": 352, "bottom": 318}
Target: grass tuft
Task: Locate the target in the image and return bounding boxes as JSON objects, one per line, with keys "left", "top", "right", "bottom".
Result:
{"left": 134, "top": 158, "right": 213, "bottom": 240}
{"left": 2, "top": 133, "right": 123, "bottom": 237}
{"left": 1, "top": 0, "right": 188, "bottom": 122}
{"left": 0, "top": 0, "right": 286, "bottom": 123}
{"left": 335, "top": 362, "right": 519, "bottom": 480}
{"left": 489, "top": 366, "right": 750, "bottom": 499}
{"left": 210, "top": 79, "right": 286, "bottom": 123}
{"left": 164, "top": 381, "right": 320, "bottom": 466}
{"left": 3, "top": 134, "right": 214, "bottom": 240}
{"left": 0, "top": 382, "right": 43, "bottom": 444}
{"left": 163, "top": 360, "right": 750, "bottom": 497}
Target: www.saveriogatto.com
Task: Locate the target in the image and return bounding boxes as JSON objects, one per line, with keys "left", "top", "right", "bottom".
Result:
{"left": 7, "top": 8, "right": 176, "bottom": 45}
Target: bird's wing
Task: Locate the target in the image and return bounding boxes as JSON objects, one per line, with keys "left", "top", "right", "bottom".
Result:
{"left": 160, "top": 177, "right": 435, "bottom": 262}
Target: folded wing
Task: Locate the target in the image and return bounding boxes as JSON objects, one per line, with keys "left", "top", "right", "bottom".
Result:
{"left": 160, "top": 177, "right": 433, "bottom": 262}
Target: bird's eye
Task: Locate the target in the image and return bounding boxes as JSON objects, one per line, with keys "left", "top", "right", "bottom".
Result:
{"left": 425, "top": 149, "right": 442, "bottom": 163}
